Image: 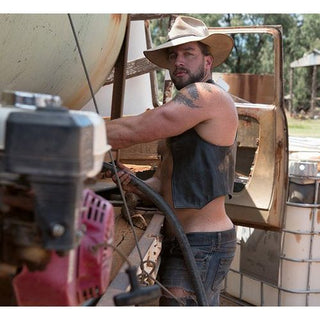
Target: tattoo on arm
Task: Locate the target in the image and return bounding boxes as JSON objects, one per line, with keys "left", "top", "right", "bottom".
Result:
{"left": 186, "top": 84, "right": 199, "bottom": 100}
{"left": 174, "top": 91, "right": 199, "bottom": 108}
{"left": 173, "top": 83, "right": 200, "bottom": 108}
{"left": 173, "top": 83, "right": 213, "bottom": 109}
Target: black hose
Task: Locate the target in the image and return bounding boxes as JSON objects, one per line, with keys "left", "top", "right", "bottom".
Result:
{"left": 102, "top": 162, "right": 209, "bottom": 306}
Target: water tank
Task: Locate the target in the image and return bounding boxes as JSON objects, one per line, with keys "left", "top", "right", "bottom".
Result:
{"left": 0, "top": 14, "right": 127, "bottom": 109}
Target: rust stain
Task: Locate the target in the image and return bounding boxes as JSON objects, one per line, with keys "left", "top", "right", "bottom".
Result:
{"left": 317, "top": 209, "right": 320, "bottom": 225}
{"left": 241, "top": 118, "right": 252, "bottom": 127}
{"left": 273, "top": 193, "right": 277, "bottom": 216}
{"left": 111, "top": 14, "right": 122, "bottom": 24}
{"left": 294, "top": 234, "right": 302, "bottom": 243}
{"left": 221, "top": 73, "right": 274, "bottom": 104}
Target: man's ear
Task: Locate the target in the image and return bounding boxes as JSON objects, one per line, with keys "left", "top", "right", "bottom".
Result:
{"left": 205, "top": 55, "right": 214, "bottom": 70}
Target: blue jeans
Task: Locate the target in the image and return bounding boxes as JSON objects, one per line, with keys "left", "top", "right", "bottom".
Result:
{"left": 158, "top": 227, "right": 236, "bottom": 306}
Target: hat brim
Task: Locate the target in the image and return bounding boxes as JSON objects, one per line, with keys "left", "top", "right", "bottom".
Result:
{"left": 144, "top": 33, "right": 234, "bottom": 69}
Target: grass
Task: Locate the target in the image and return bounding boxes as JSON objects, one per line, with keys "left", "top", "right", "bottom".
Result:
{"left": 287, "top": 116, "right": 320, "bottom": 138}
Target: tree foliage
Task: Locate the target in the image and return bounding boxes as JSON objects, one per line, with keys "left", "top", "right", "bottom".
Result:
{"left": 150, "top": 14, "right": 320, "bottom": 112}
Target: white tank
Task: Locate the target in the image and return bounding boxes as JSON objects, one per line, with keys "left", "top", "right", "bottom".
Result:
{"left": 82, "top": 19, "right": 155, "bottom": 116}
{"left": 0, "top": 14, "right": 127, "bottom": 109}
{"left": 224, "top": 154, "right": 320, "bottom": 306}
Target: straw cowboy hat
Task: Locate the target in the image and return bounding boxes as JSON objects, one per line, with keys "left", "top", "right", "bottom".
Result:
{"left": 144, "top": 16, "right": 234, "bottom": 70}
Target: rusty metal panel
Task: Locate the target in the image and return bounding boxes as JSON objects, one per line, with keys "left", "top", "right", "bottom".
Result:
{"left": 213, "top": 73, "right": 275, "bottom": 104}
{"left": 216, "top": 26, "right": 289, "bottom": 230}
{"left": 238, "top": 227, "right": 281, "bottom": 285}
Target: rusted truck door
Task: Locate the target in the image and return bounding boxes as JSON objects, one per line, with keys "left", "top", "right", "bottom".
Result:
{"left": 215, "top": 26, "right": 289, "bottom": 230}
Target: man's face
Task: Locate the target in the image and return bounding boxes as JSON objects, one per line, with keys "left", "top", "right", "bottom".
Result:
{"left": 167, "top": 42, "right": 213, "bottom": 90}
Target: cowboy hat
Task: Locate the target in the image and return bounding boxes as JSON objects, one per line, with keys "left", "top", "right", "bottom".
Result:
{"left": 144, "top": 16, "right": 234, "bottom": 69}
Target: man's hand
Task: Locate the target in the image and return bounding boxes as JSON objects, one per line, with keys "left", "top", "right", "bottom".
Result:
{"left": 104, "top": 161, "right": 138, "bottom": 194}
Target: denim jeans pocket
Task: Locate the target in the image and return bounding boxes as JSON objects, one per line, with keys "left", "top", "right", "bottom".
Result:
{"left": 211, "top": 256, "right": 234, "bottom": 291}
{"left": 191, "top": 246, "right": 211, "bottom": 282}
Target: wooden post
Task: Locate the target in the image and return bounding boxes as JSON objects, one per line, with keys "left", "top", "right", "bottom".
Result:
{"left": 144, "top": 19, "right": 161, "bottom": 108}
{"left": 110, "top": 16, "right": 131, "bottom": 121}
{"left": 310, "top": 65, "right": 317, "bottom": 118}
{"left": 110, "top": 16, "right": 131, "bottom": 161}
{"left": 289, "top": 67, "right": 294, "bottom": 115}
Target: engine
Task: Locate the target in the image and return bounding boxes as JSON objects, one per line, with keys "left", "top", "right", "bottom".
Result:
{"left": 0, "top": 90, "right": 114, "bottom": 306}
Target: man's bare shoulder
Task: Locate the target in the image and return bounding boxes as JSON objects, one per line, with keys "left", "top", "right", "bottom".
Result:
{"left": 173, "top": 81, "right": 234, "bottom": 111}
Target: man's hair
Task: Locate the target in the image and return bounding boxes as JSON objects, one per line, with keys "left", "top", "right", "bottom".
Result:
{"left": 198, "top": 42, "right": 211, "bottom": 57}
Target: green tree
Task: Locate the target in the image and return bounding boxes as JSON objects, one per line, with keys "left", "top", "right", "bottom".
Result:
{"left": 289, "top": 14, "right": 320, "bottom": 112}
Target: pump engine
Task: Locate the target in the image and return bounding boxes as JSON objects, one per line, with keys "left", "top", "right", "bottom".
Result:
{"left": 0, "top": 91, "right": 114, "bottom": 305}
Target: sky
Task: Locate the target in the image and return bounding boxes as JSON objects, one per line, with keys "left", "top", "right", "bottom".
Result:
{"left": 1, "top": 0, "right": 320, "bottom": 14}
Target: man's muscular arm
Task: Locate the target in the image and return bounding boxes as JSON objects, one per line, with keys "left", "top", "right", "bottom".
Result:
{"left": 106, "top": 82, "right": 223, "bottom": 150}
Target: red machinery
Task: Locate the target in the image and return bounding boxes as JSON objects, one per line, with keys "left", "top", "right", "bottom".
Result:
{"left": 13, "top": 189, "right": 114, "bottom": 306}
{"left": 0, "top": 91, "right": 114, "bottom": 306}
{"left": 12, "top": 189, "right": 114, "bottom": 306}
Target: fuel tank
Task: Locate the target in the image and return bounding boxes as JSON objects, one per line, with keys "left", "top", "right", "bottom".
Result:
{"left": 0, "top": 14, "right": 127, "bottom": 109}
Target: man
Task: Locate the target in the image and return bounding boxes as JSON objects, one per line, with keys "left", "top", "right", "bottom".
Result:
{"left": 106, "top": 16, "right": 238, "bottom": 306}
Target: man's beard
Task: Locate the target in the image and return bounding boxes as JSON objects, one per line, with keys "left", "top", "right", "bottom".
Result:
{"left": 170, "top": 65, "right": 206, "bottom": 90}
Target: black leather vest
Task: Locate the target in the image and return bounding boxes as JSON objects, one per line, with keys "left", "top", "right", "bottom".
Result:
{"left": 169, "top": 128, "right": 237, "bottom": 209}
